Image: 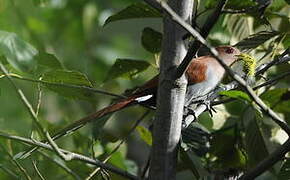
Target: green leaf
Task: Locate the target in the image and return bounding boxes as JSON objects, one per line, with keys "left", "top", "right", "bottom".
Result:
{"left": 278, "top": 160, "right": 290, "bottom": 180}
{"left": 32, "top": 0, "right": 48, "bottom": 6}
{"left": 180, "top": 149, "right": 209, "bottom": 179}
{"left": 219, "top": 90, "right": 251, "bottom": 102}
{"left": 106, "top": 142, "right": 127, "bottom": 170}
{"left": 92, "top": 115, "right": 113, "bottom": 140}
{"left": 245, "top": 111, "right": 269, "bottom": 168}
{"left": 136, "top": 126, "right": 152, "bottom": 146}
{"left": 104, "top": 2, "right": 161, "bottom": 26}
{"left": 282, "top": 34, "right": 290, "bottom": 48}
{"left": 42, "top": 70, "right": 95, "bottom": 101}
{"left": 210, "top": 127, "right": 246, "bottom": 169}
{"left": 275, "top": 101, "right": 290, "bottom": 114}
{"left": 224, "top": 14, "right": 251, "bottom": 41}
{"left": 235, "top": 31, "right": 279, "bottom": 50}
{"left": 141, "top": 27, "right": 162, "bottom": 53}
{"left": 124, "top": 160, "right": 138, "bottom": 175}
{"left": 206, "top": 0, "right": 256, "bottom": 9}
{"left": 0, "top": 30, "right": 38, "bottom": 72}
{"left": 261, "top": 89, "right": 290, "bottom": 114}
{"left": 210, "top": 128, "right": 236, "bottom": 158}
{"left": 181, "top": 123, "right": 210, "bottom": 156}
{"left": 260, "top": 88, "right": 288, "bottom": 106}
{"left": 269, "top": 0, "right": 288, "bottom": 10}
{"left": 36, "top": 52, "right": 63, "bottom": 71}
{"left": 104, "top": 59, "right": 151, "bottom": 82}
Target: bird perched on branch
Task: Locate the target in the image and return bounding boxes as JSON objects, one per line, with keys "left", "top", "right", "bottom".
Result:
{"left": 53, "top": 45, "right": 241, "bottom": 139}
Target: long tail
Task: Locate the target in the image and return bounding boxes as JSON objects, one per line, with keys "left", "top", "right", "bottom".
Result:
{"left": 53, "top": 96, "right": 138, "bottom": 140}
{"left": 52, "top": 76, "right": 159, "bottom": 139}
{"left": 20, "top": 97, "right": 137, "bottom": 159}
{"left": 20, "top": 75, "right": 159, "bottom": 159}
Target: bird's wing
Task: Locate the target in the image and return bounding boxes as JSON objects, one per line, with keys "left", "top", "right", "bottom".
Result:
{"left": 186, "top": 56, "right": 210, "bottom": 85}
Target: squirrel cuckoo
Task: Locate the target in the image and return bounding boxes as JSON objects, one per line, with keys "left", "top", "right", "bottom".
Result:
{"left": 53, "top": 45, "right": 240, "bottom": 139}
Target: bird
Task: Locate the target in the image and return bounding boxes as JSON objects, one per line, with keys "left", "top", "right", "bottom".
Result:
{"left": 53, "top": 45, "right": 241, "bottom": 139}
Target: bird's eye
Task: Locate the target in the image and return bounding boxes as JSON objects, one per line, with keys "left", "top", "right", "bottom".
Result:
{"left": 225, "top": 47, "right": 234, "bottom": 54}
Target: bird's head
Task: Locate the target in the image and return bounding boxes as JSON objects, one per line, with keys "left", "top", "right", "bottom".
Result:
{"left": 215, "top": 46, "right": 241, "bottom": 66}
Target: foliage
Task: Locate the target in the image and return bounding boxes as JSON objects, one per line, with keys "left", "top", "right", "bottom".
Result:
{"left": 0, "top": 0, "right": 289, "bottom": 179}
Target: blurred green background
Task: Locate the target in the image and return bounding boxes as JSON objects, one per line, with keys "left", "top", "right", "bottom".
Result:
{"left": 0, "top": 0, "right": 290, "bottom": 179}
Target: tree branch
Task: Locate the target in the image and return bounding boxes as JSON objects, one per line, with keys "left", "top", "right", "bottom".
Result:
{"left": 85, "top": 110, "right": 150, "bottom": 180}
{"left": 148, "top": 0, "right": 193, "bottom": 179}
{"left": 150, "top": 1, "right": 290, "bottom": 135}
{"left": 175, "top": 0, "right": 228, "bottom": 79}
{"left": 0, "top": 73, "right": 125, "bottom": 99}
{"left": 239, "top": 139, "right": 290, "bottom": 180}
{"left": 0, "top": 131, "right": 138, "bottom": 180}
{"left": 256, "top": 48, "right": 290, "bottom": 76}
{"left": 38, "top": 151, "right": 81, "bottom": 180}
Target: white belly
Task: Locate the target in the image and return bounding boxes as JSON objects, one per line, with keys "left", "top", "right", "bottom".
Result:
{"left": 185, "top": 65, "right": 224, "bottom": 106}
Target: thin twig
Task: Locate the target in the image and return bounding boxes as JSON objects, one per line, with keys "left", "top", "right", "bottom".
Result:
{"left": 175, "top": 0, "right": 228, "bottom": 79}
{"left": 239, "top": 139, "right": 290, "bottom": 180}
{"left": 0, "top": 73, "right": 125, "bottom": 99}
{"left": 0, "top": 165, "right": 19, "bottom": 179}
{"left": 0, "top": 62, "right": 73, "bottom": 161}
{"left": 222, "top": 9, "right": 247, "bottom": 14}
{"left": 0, "top": 131, "right": 139, "bottom": 180}
{"left": 256, "top": 48, "right": 290, "bottom": 76}
{"left": 0, "top": 144, "right": 32, "bottom": 180}
{"left": 32, "top": 160, "right": 45, "bottom": 180}
{"left": 85, "top": 110, "right": 150, "bottom": 180}
{"left": 38, "top": 151, "right": 81, "bottom": 180}
{"left": 35, "top": 78, "right": 43, "bottom": 116}
{"left": 152, "top": 1, "right": 290, "bottom": 135}
{"left": 141, "top": 155, "right": 150, "bottom": 179}
{"left": 254, "top": 71, "right": 290, "bottom": 90}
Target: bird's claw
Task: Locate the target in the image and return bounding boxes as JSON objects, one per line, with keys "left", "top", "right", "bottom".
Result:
{"left": 200, "top": 100, "right": 216, "bottom": 117}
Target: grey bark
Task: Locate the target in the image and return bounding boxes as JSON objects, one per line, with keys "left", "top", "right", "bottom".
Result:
{"left": 148, "top": 0, "right": 193, "bottom": 179}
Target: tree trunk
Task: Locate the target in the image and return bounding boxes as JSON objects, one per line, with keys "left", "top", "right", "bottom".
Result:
{"left": 149, "top": 0, "right": 193, "bottom": 179}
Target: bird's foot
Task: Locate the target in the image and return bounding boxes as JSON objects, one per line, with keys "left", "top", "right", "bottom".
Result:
{"left": 182, "top": 106, "right": 197, "bottom": 128}
{"left": 200, "top": 100, "right": 216, "bottom": 117}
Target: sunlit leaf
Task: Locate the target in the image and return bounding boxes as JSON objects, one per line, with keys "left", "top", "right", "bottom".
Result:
{"left": 141, "top": 27, "right": 162, "bottom": 53}
{"left": 219, "top": 90, "right": 251, "bottom": 102}
{"left": 0, "top": 30, "right": 38, "bottom": 72}
{"left": 235, "top": 31, "right": 279, "bottom": 50}
{"left": 224, "top": 14, "right": 251, "bottom": 41}
{"left": 104, "top": 2, "right": 161, "bottom": 26}
{"left": 136, "top": 126, "right": 152, "bottom": 146}
{"left": 124, "top": 160, "right": 138, "bottom": 175}
{"left": 42, "top": 70, "right": 95, "bottom": 101}
{"left": 92, "top": 141, "right": 104, "bottom": 157}
{"left": 104, "top": 59, "right": 151, "bottom": 82}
